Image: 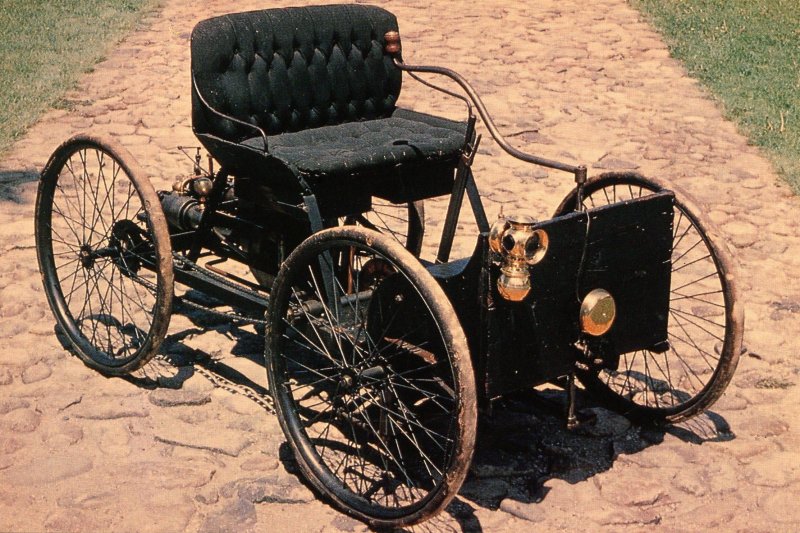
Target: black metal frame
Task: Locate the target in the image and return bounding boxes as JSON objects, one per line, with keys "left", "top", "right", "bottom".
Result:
{"left": 152, "top": 55, "right": 675, "bottom": 405}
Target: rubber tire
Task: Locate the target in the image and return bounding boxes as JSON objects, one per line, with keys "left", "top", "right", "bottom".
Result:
{"left": 555, "top": 172, "right": 743, "bottom": 424}
{"left": 266, "top": 226, "right": 476, "bottom": 528}
{"left": 35, "top": 134, "right": 173, "bottom": 375}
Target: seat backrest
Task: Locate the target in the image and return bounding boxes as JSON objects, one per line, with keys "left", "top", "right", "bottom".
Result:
{"left": 191, "top": 5, "right": 402, "bottom": 143}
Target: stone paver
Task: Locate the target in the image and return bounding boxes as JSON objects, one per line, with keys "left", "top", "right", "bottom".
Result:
{"left": 1, "top": 0, "right": 799, "bottom": 531}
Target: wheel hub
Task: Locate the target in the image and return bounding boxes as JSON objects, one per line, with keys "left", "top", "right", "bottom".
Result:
{"left": 337, "top": 364, "right": 387, "bottom": 392}
{"left": 359, "top": 365, "right": 386, "bottom": 382}
{"left": 339, "top": 373, "right": 355, "bottom": 389}
{"left": 358, "top": 257, "right": 395, "bottom": 288}
{"left": 109, "top": 220, "right": 144, "bottom": 275}
{"left": 79, "top": 244, "right": 95, "bottom": 269}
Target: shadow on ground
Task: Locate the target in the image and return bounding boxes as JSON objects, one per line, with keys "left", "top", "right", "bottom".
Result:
{"left": 60, "top": 300, "right": 733, "bottom": 533}
{"left": 0, "top": 170, "right": 38, "bottom": 203}
{"left": 440, "top": 389, "right": 732, "bottom": 530}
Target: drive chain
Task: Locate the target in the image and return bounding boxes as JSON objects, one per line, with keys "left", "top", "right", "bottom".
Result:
{"left": 133, "top": 254, "right": 276, "bottom": 412}
{"left": 193, "top": 362, "right": 276, "bottom": 415}
{"left": 172, "top": 252, "right": 271, "bottom": 327}
{"left": 171, "top": 254, "right": 276, "bottom": 413}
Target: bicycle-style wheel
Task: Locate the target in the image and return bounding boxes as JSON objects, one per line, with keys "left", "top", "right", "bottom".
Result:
{"left": 266, "top": 226, "right": 476, "bottom": 527}
{"left": 555, "top": 172, "right": 743, "bottom": 423}
{"left": 344, "top": 200, "right": 425, "bottom": 256}
{"left": 35, "top": 135, "right": 173, "bottom": 375}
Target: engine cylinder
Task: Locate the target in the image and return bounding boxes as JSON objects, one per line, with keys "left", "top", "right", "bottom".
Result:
{"left": 161, "top": 192, "right": 203, "bottom": 231}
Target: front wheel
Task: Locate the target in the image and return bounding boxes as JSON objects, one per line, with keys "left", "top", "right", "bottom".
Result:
{"left": 35, "top": 135, "right": 173, "bottom": 375}
{"left": 266, "top": 226, "right": 476, "bottom": 528}
{"left": 555, "top": 172, "right": 743, "bottom": 424}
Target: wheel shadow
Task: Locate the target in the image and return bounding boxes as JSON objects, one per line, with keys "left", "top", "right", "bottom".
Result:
{"left": 431, "top": 387, "right": 734, "bottom": 533}
{"left": 0, "top": 169, "right": 38, "bottom": 203}
{"left": 124, "top": 293, "right": 270, "bottom": 392}
{"left": 51, "top": 289, "right": 270, "bottom": 393}
{"left": 310, "top": 385, "right": 734, "bottom": 533}
{"left": 60, "top": 301, "right": 734, "bottom": 533}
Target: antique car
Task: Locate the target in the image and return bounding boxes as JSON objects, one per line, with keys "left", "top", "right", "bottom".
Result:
{"left": 34, "top": 5, "right": 742, "bottom": 528}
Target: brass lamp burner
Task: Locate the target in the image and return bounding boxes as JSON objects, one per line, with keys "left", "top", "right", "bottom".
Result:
{"left": 489, "top": 214, "right": 548, "bottom": 301}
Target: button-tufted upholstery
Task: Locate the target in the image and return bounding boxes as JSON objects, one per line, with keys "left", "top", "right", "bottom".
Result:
{"left": 191, "top": 5, "right": 468, "bottom": 214}
{"left": 242, "top": 109, "right": 466, "bottom": 176}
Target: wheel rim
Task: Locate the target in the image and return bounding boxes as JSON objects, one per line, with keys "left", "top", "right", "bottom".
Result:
{"left": 561, "top": 175, "right": 741, "bottom": 421}
{"left": 36, "top": 139, "right": 171, "bottom": 371}
{"left": 268, "top": 229, "right": 472, "bottom": 524}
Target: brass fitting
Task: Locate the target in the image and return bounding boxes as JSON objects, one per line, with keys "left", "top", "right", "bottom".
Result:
{"left": 580, "top": 288, "right": 616, "bottom": 336}
{"left": 489, "top": 214, "right": 548, "bottom": 301}
{"left": 384, "top": 31, "right": 401, "bottom": 55}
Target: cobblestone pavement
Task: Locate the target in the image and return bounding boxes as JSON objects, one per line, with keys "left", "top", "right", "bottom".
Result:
{"left": 1, "top": 1, "right": 799, "bottom": 531}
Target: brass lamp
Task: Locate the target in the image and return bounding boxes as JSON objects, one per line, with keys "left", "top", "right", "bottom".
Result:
{"left": 489, "top": 214, "right": 548, "bottom": 301}
{"left": 580, "top": 288, "right": 616, "bottom": 336}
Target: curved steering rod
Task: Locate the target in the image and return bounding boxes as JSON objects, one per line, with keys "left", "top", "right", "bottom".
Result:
{"left": 384, "top": 26, "right": 587, "bottom": 202}
{"left": 393, "top": 58, "right": 588, "bottom": 188}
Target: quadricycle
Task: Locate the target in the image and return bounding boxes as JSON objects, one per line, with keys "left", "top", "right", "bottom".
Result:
{"left": 34, "top": 5, "right": 742, "bottom": 528}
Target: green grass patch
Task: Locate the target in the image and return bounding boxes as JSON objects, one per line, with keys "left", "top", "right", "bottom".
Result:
{"left": 0, "top": 0, "right": 159, "bottom": 157}
{"left": 632, "top": 0, "right": 800, "bottom": 193}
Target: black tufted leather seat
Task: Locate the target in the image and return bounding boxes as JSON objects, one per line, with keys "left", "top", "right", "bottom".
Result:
{"left": 191, "top": 5, "right": 468, "bottom": 215}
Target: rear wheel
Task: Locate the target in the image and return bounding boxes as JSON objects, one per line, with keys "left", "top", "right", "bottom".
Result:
{"left": 35, "top": 135, "right": 173, "bottom": 375}
{"left": 267, "top": 226, "right": 475, "bottom": 527}
{"left": 555, "top": 172, "right": 743, "bottom": 423}
{"left": 247, "top": 200, "right": 424, "bottom": 288}
{"left": 344, "top": 200, "right": 425, "bottom": 256}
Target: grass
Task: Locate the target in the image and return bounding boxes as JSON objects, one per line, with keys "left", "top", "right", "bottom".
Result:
{"left": 0, "top": 0, "right": 159, "bottom": 157}
{"left": 632, "top": 0, "right": 800, "bottom": 193}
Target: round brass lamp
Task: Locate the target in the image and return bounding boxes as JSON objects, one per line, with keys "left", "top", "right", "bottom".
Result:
{"left": 580, "top": 288, "right": 616, "bottom": 336}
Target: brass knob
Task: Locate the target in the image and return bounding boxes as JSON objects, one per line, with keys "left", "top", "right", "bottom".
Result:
{"left": 385, "top": 31, "right": 401, "bottom": 54}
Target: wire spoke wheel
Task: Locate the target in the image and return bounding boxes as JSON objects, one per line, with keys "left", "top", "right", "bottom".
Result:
{"left": 267, "top": 227, "right": 475, "bottom": 527}
{"left": 555, "top": 172, "right": 743, "bottom": 423}
{"left": 343, "top": 200, "right": 425, "bottom": 256}
{"left": 246, "top": 200, "right": 423, "bottom": 289}
{"left": 35, "top": 135, "right": 173, "bottom": 374}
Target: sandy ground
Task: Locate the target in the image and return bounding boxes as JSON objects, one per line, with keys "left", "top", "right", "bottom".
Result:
{"left": 1, "top": 0, "right": 799, "bottom": 531}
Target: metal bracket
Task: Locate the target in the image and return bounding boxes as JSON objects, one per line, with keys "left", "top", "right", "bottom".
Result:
{"left": 303, "top": 194, "right": 325, "bottom": 233}
{"left": 566, "top": 372, "right": 579, "bottom": 430}
{"left": 463, "top": 133, "right": 482, "bottom": 166}
{"left": 437, "top": 159, "right": 471, "bottom": 264}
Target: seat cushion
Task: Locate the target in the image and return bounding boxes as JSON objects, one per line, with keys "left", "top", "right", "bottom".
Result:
{"left": 242, "top": 108, "right": 467, "bottom": 177}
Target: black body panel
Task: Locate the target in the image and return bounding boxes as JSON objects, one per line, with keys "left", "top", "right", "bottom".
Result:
{"left": 425, "top": 192, "right": 674, "bottom": 399}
